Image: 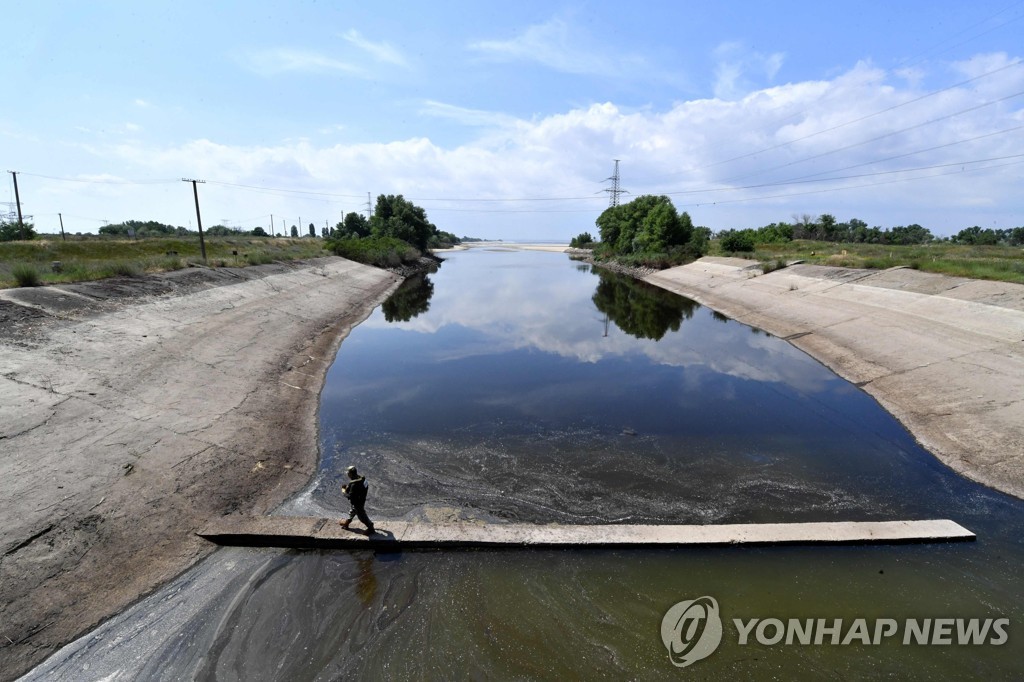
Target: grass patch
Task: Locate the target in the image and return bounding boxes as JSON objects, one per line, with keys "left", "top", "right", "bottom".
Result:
{"left": 733, "top": 240, "right": 1024, "bottom": 285}
{"left": 12, "top": 264, "right": 40, "bottom": 287}
{"left": 245, "top": 250, "right": 275, "bottom": 265}
{"left": 102, "top": 262, "right": 140, "bottom": 277}
{"left": 0, "top": 236, "right": 327, "bottom": 288}
{"left": 761, "top": 259, "right": 787, "bottom": 274}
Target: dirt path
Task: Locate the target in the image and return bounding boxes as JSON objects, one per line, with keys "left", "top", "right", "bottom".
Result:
{"left": 647, "top": 257, "right": 1024, "bottom": 501}
{"left": 0, "top": 258, "right": 399, "bottom": 679}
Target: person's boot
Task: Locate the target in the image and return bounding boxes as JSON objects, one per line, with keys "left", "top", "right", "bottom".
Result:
{"left": 339, "top": 519, "right": 351, "bottom": 529}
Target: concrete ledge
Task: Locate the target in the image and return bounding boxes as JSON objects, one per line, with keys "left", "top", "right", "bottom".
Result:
{"left": 197, "top": 517, "right": 975, "bottom": 550}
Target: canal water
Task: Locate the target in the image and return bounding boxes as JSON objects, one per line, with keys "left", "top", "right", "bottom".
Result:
{"left": 25, "top": 248, "right": 1023, "bottom": 680}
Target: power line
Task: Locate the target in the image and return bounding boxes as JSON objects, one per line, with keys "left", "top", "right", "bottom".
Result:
{"left": 781, "top": 123, "right": 1024, "bottom": 182}
{"left": 716, "top": 87, "right": 1024, "bottom": 184}
{"left": 205, "top": 179, "right": 365, "bottom": 198}
{"left": 16, "top": 172, "right": 177, "bottom": 185}
{"left": 662, "top": 153, "right": 1024, "bottom": 197}
{"left": 649, "top": 58, "right": 1023, "bottom": 183}
{"left": 680, "top": 158, "right": 1024, "bottom": 209}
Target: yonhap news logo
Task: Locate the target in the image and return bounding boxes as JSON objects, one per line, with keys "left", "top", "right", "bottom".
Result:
{"left": 661, "top": 596, "right": 1009, "bottom": 668}
{"left": 660, "top": 596, "right": 724, "bottom": 667}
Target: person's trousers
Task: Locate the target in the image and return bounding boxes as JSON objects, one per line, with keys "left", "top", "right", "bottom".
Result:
{"left": 347, "top": 503, "right": 374, "bottom": 529}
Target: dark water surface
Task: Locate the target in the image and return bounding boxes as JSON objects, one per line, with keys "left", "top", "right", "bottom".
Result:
{"left": 26, "top": 248, "right": 1023, "bottom": 680}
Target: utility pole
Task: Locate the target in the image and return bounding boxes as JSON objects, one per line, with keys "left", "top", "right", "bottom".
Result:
{"left": 298, "top": 216, "right": 302, "bottom": 238}
{"left": 365, "top": 192, "right": 372, "bottom": 221}
{"left": 8, "top": 171, "right": 25, "bottom": 238}
{"left": 603, "top": 159, "right": 628, "bottom": 208}
{"left": 58, "top": 212, "right": 66, "bottom": 241}
{"left": 182, "top": 178, "right": 207, "bottom": 260}
{"left": 270, "top": 213, "right": 274, "bottom": 237}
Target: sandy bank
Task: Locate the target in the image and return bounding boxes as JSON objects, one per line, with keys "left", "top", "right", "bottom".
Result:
{"left": 646, "top": 257, "right": 1024, "bottom": 500}
{"left": 0, "top": 258, "right": 399, "bottom": 679}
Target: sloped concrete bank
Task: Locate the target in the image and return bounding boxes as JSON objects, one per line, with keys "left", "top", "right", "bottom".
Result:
{"left": 645, "top": 257, "right": 1024, "bottom": 501}
{"left": 0, "top": 257, "right": 400, "bottom": 679}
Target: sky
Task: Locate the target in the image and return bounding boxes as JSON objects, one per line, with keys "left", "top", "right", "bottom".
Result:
{"left": 2, "top": 1, "right": 1023, "bottom": 240}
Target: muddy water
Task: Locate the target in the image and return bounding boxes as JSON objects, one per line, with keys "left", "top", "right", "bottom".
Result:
{"left": 25, "top": 249, "right": 1024, "bottom": 680}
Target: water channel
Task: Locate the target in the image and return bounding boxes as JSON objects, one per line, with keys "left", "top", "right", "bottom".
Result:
{"left": 25, "top": 247, "right": 1024, "bottom": 680}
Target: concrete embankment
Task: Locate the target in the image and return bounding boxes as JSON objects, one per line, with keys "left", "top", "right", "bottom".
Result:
{"left": 0, "top": 257, "right": 399, "bottom": 679}
{"left": 646, "top": 257, "right": 1024, "bottom": 501}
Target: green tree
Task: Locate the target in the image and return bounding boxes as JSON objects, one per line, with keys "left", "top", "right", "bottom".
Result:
{"left": 886, "top": 224, "right": 933, "bottom": 245}
{"left": 595, "top": 195, "right": 692, "bottom": 255}
{"left": 570, "top": 231, "right": 594, "bottom": 248}
{"left": 309, "top": 222, "right": 316, "bottom": 237}
{"left": 290, "top": 224, "right": 299, "bottom": 238}
{"left": 339, "top": 212, "right": 371, "bottom": 239}
{"left": 251, "top": 226, "right": 268, "bottom": 236}
{"left": 0, "top": 220, "right": 35, "bottom": 241}
{"left": 718, "top": 229, "right": 755, "bottom": 252}
{"left": 371, "top": 194, "right": 435, "bottom": 251}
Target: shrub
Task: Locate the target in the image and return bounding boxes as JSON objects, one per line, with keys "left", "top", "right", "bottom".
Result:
{"left": 245, "top": 251, "right": 275, "bottom": 265}
{"left": 103, "top": 262, "right": 139, "bottom": 277}
{"left": 159, "top": 255, "right": 185, "bottom": 271}
{"left": 719, "top": 230, "right": 756, "bottom": 253}
{"left": 327, "top": 236, "right": 420, "bottom": 268}
{"left": 12, "top": 264, "right": 40, "bottom": 287}
{"left": 570, "top": 232, "right": 595, "bottom": 248}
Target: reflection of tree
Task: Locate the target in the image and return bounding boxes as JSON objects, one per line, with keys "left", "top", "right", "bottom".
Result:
{"left": 382, "top": 273, "right": 434, "bottom": 322}
{"left": 591, "top": 270, "right": 698, "bottom": 340}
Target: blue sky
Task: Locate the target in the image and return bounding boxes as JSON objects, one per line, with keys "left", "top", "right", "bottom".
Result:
{"left": 2, "top": 1, "right": 1022, "bottom": 239}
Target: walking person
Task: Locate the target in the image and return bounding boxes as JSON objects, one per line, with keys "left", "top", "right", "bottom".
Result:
{"left": 339, "top": 465, "right": 375, "bottom": 534}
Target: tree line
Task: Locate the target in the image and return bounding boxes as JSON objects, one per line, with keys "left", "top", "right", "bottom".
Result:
{"left": 715, "top": 214, "right": 1024, "bottom": 252}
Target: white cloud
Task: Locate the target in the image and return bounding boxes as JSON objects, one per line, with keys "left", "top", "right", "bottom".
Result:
{"left": 712, "top": 41, "right": 786, "bottom": 100}
{"left": 341, "top": 29, "right": 408, "bottom": 67}
{"left": 419, "top": 100, "right": 521, "bottom": 128}
{"left": 133, "top": 99, "right": 152, "bottom": 108}
{"left": 469, "top": 17, "right": 644, "bottom": 77}
{"left": 57, "top": 55, "right": 1024, "bottom": 239}
{"left": 237, "top": 48, "right": 363, "bottom": 76}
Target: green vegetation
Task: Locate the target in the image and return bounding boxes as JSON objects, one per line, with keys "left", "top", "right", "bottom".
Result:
{"left": 702, "top": 214, "right": 1024, "bottom": 284}
{"left": 11, "top": 263, "right": 40, "bottom": 287}
{"left": 1, "top": 220, "right": 36, "bottom": 242}
{"left": 735, "top": 240, "right": 1024, "bottom": 284}
{"left": 326, "top": 194, "right": 458, "bottom": 267}
{"left": 570, "top": 231, "right": 594, "bottom": 248}
{"left": 327, "top": 235, "right": 421, "bottom": 268}
{"left": 0, "top": 235, "right": 326, "bottom": 288}
{"left": 589, "top": 195, "right": 709, "bottom": 269}
{"left": 719, "top": 229, "right": 755, "bottom": 253}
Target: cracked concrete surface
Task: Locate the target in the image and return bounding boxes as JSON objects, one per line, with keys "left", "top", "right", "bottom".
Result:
{"left": 646, "top": 257, "right": 1024, "bottom": 501}
{"left": 0, "top": 257, "right": 399, "bottom": 679}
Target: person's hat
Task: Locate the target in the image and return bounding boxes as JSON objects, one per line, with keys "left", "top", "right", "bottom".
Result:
{"left": 346, "top": 466, "right": 357, "bottom": 473}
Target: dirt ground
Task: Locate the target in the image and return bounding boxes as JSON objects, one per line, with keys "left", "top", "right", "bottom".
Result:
{"left": 0, "top": 258, "right": 399, "bottom": 679}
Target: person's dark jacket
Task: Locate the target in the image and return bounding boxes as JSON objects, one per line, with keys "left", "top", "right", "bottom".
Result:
{"left": 344, "top": 476, "right": 368, "bottom": 506}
